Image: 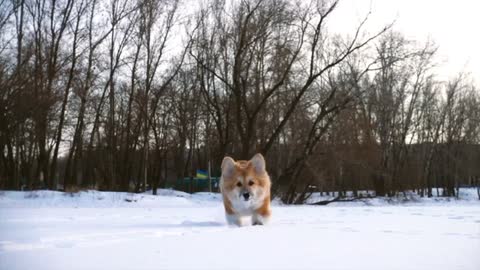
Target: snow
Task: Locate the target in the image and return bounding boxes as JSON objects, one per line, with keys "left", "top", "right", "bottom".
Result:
{"left": 1, "top": 189, "right": 479, "bottom": 270}
{"left": 306, "top": 188, "right": 480, "bottom": 206}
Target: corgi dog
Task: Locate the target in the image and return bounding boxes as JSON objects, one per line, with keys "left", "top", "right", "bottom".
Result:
{"left": 220, "top": 153, "right": 271, "bottom": 226}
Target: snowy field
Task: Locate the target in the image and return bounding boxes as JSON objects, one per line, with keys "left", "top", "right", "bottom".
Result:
{"left": 1, "top": 189, "right": 479, "bottom": 270}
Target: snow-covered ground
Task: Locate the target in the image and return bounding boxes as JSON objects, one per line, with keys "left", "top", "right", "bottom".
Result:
{"left": 0, "top": 189, "right": 479, "bottom": 270}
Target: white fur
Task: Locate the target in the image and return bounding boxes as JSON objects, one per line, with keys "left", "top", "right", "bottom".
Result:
{"left": 225, "top": 214, "right": 241, "bottom": 226}
{"left": 224, "top": 189, "right": 267, "bottom": 226}
{"left": 253, "top": 213, "right": 270, "bottom": 225}
{"left": 228, "top": 192, "right": 265, "bottom": 214}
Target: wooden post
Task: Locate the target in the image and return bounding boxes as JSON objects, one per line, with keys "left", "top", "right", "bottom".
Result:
{"left": 208, "top": 160, "right": 212, "bottom": 192}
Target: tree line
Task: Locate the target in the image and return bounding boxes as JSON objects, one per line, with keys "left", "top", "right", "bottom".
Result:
{"left": 1, "top": 0, "right": 479, "bottom": 203}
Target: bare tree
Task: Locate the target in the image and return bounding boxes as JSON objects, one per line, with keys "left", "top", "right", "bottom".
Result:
{"left": 1, "top": 0, "right": 478, "bottom": 201}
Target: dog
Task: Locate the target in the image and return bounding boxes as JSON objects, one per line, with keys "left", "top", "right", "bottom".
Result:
{"left": 220, "top": 153, "right": 271, "bottom": 226}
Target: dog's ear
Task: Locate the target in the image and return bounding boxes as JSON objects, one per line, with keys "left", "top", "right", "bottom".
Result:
{"left": 250, "top": 153, "right": 266, "bottom": 175}
{"left": 221, "top": 157, "right": 235, "bottom": 178}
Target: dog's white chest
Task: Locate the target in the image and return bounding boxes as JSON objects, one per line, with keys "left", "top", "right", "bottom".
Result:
{"left": 229, "top": 196, "right": 263, "bottom": 214}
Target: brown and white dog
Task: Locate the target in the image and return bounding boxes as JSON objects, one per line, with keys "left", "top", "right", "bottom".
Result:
{"left": 220, "top": 153, "right": 271, "bottom": 226}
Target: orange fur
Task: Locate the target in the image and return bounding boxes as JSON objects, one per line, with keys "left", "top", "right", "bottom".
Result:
{"left": 220, "top": 153, "right": 271, "bottom": 226}
{"left": 255, "top": 195, "right": 271, "bottom": 217}
{"left": 222, "top": 195, "right": 235, "bottom": 215}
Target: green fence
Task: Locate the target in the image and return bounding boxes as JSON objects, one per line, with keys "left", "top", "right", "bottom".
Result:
{"left": 171, "top": 177, "right": 220, "bottom": 193}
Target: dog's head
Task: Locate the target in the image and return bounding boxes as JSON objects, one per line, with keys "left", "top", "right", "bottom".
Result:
{"left": 221, "top": 153, "right": 271, "bottom": 203}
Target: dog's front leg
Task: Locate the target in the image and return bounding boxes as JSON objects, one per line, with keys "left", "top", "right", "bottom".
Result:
{"left": 252, "top": 213, "right": 270, "bottom": 225}
{"left": 253, "top": 199, "right": 271, "bottom": 225}
{"left": 226, "top": 214, "right": 243, "bottom": 226}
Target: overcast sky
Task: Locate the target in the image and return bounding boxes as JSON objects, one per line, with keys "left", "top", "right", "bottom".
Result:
{"left": 330, "top": 0, "right": 479, "bottom": 83}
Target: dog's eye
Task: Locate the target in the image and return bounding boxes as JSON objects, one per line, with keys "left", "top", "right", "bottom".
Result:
{"left": 248, "top": 180, "right": 254, "bottom": 186}
{"left": 236, "top": 182, "right": 242, "bottom": 187}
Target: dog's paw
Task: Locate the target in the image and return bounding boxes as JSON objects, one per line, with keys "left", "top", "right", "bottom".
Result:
{"left": 226, "top": 214, "right": 243, "bottom": 226}
{"left": 252, "top": 214, "right": 270, "bottom": 226}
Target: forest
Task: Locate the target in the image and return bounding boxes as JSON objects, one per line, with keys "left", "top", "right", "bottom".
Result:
{"left": 1, "top": 0, "right": 479, "bottom": 203}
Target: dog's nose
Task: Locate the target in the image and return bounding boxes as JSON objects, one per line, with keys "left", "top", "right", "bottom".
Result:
{"left": 242, "top": 193, "right": 250, "bottom": 200}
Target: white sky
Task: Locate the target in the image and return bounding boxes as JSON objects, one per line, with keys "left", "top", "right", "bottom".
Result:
{"left": 329, "top": 0, "right": 479, "bottom": 83}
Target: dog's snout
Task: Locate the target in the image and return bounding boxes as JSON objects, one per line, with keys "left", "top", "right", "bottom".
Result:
{"left": 242, "top": 192, "right": 250, "bottom": 200}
